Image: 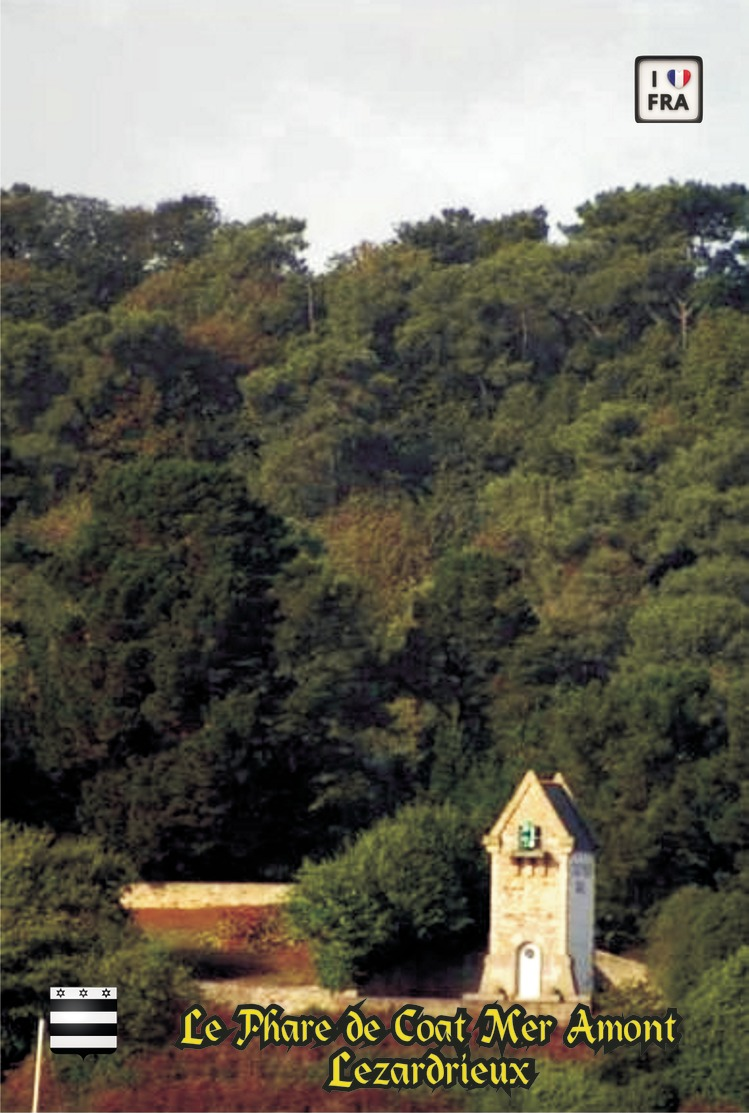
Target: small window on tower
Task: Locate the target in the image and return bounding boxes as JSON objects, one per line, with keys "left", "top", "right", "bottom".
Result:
{"left": 518, "top": 821, "right": 541, "bottom": 850}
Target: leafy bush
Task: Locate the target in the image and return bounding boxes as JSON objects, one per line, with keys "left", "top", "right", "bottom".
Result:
{"left": 647, "top": 884, "right": 749, "bottom": 1002}
{"left": 0, "top": 822, "right": 187, "bottom": 1068}
{"left": 288, "top": 802, "right": 486, "bottom": 988}
{"left": 517, "top": 1060, "right": 676, "bottom": 1112}
{"left": 673, "top": 945, "right": 749, "bottom": 1108}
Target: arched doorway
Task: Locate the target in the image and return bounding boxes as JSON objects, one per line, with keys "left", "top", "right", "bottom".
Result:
{"left": 517, "top": 943, "right": 541, "bottom": 999}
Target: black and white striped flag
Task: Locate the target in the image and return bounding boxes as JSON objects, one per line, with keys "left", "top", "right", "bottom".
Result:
{"left": 49, "top": 987, "right": 117, "bottom": 1056}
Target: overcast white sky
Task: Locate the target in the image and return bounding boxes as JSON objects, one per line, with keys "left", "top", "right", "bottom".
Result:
{"left": 3, "top": 0, "right": 747, "bottom": 270}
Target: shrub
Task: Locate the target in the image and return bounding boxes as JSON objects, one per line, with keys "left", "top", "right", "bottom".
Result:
{"left": 674, "top": 945, "right": 749, "bottom": 1109}
{"left": 288, "top": 802, "right": 486, "bottom": 988}
{"left": 1, "top": 822, "right": 187, "bottom": 1069}
{"left": 647, "top": 884, "right": 749, "bottom": 1003}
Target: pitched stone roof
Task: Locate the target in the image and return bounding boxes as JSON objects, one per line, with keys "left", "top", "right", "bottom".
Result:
{"left": 484, "top": 770, "right": 597, "bottom": 853}
{"left": 541, "top": 780, "right": 597, "bottom": 852}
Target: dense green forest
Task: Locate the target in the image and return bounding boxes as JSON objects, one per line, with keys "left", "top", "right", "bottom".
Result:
{"left": 2, "top": 181, "right": 748, "bottom": 1072}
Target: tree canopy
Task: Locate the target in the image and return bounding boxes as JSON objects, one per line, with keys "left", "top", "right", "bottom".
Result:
{"left": 2, "top": 179, "right": 747, "bottom": 960}
{"left": 1, "top": 823, "right": 186, "bottom": 1068}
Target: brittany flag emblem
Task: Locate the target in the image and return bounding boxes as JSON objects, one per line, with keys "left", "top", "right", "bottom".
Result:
{"left": 667, "top": 69, "right": 691, "bottom": 88}
{"left": 49, "top": 987, "right": 117, "bottom": 1056}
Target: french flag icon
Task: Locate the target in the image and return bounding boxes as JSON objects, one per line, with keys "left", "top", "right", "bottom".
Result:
{"left": 667, "top": 69, "right": 691, "bottom": 88}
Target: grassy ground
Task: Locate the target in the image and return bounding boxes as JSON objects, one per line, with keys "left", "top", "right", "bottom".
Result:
{"left": 2, "top": 907, "right": 737, "bottom": 1112}
{"left": 2, "top": 1033, "right": 475, "bottom": 1112}
{"left": 130, "top": 905, "right": 317, "bottom": 982}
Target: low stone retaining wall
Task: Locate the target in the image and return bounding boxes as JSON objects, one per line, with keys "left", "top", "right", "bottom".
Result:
{"left": 594, "top": 948, "right": 648, "bottom": 989}
{"left": 197, "top": 982, "right": 581, "bottom": 1027}
{"left": 121, "top": 882, "right": 293, "bottom": 909}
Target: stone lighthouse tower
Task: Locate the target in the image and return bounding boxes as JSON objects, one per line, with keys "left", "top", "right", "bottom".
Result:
{"left": 479, "top": 771, "right": 597, "bottom": 1004}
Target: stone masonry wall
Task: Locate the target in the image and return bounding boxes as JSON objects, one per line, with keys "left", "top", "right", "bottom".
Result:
{"left": 491, "top": 855, "right": 566, "bottom": 959}
{"left": 121, "top": 882, "right": 293, "bottom": 909}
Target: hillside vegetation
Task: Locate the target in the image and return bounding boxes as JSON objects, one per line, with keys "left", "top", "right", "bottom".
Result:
{"left": 2, "top": 181, "right": 748, "bottom": 1104}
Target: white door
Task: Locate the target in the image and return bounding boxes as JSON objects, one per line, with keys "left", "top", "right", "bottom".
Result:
{"left": 517, "top": 943, "right": 541, "bottom": 999}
